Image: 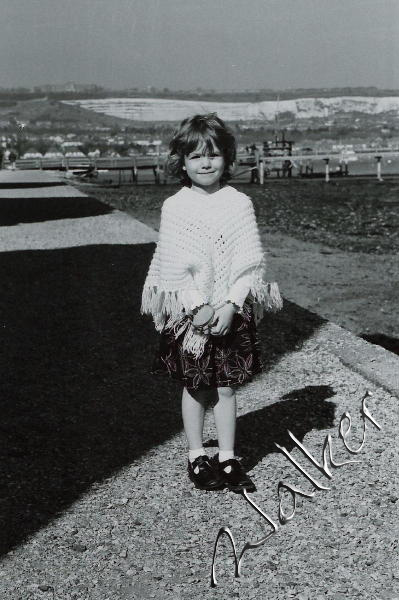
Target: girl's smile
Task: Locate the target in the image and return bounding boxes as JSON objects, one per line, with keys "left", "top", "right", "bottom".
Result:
{"left": 184, "top": 140, "right": 225, "bottom": 194}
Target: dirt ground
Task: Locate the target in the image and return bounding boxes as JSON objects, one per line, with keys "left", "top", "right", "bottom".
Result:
{"left": 263, "top": 231, "right": 399, "bottom": 339}
{"left": 79, "top": 178, "right": 399, "bottom": 355}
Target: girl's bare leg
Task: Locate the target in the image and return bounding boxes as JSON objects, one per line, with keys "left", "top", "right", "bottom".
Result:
{"left": 181, "top": 386, "right": 208, "bottom": 450}
{"left": 213, "top": 386, "right": 236, "bottom": 452}
{"left": 213, "top": 386, "right": 255, "bottom": 489}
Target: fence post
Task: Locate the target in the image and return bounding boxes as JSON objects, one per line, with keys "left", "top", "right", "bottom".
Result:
{"left": 162, "top": 157, "right": 168, "bottom": 184}
{"left": 154, "top": 153, "right": 161, "bottom": 184}
{"left": 259, "top": 156, "right": 264, "bottom": 185}
{"left": 156, "top": 151, "right": 161, "bottom": 184}
{"left": 375, "top": 156, "right": 383, "bottom": 181}
{"left": 133, "top": 157, "right": 138, "bottom": 185}
{"left": 323, "top": 158, "right": 330, "bottom": 182}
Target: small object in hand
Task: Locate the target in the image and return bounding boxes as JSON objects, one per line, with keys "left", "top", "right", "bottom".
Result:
{"left": 192, "top": 304, "right": 215, "bottom": 332}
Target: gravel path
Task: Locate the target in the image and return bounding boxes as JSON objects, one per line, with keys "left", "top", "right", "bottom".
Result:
{"left": 0, "top": 210, "right": 157, "bottom": 251}
{"left": 1, "top": 322, "right": 397, "bottom": 599}
{"left": 0, "top": 186, "right": 88, "bottom": 199}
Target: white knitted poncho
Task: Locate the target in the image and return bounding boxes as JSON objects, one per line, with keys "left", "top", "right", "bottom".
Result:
{"left": 141, "top": 185, "right": 283, "bottom": 358}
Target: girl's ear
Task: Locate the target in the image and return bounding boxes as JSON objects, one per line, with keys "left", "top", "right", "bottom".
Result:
{"left": 230, "top": 161, "right": 236, "bottom": 174}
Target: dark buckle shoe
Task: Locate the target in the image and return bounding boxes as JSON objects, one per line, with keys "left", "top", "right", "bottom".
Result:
{"left": 216, "top": 456, "right": 256, "bottom": 493}
{"left": 188, "top": 455, "right": 225, "bottom": 491}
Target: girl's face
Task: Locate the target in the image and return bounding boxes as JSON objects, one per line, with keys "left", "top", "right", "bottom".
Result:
{"left": 183, "top": 140, "right": 225, "bottom": 193}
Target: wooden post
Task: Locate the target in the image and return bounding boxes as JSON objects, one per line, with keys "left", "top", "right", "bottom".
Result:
{"left": 323, "top": 158, "right": 330, "bottom": 182}
{"left": 375, "top": 156, "right": 383, "bottom": 181}
{"left": 255, "top": 149, "right": 261, "bottom": 184}
{"left": 154, "top": 153, "right": 160, "bottom": 184}
{"left": 259, "top": 157, "right": 264, "bottom": 185}
{"left": 162, "top": 157, "right": 168, "bottom": 184}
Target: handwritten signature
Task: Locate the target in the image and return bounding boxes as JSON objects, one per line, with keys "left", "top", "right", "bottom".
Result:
{"left": 210, "top": 390, "right": 381, "bottom": 587}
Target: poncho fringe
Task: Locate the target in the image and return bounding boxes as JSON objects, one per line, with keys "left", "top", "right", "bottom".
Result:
{"left": 141, "top": 267, "right": 282, "bottom": 359}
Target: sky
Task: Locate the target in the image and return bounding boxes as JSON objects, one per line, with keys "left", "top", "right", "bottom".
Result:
{"left": 1, "top": 0, "right": 399, "bottom": 91}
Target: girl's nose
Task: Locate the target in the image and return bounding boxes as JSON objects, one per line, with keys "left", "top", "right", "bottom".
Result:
{"left": 200, "top": 155, "right": 212, "bottom": 168}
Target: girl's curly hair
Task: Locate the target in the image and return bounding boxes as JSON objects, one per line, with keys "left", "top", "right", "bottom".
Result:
{"left": 167, "top": 113, "right": 236, "bottom": 186}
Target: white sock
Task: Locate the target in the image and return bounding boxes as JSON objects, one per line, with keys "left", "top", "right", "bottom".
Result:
{"left": 189, "top": 448, "right": 206, "bottom": 474}
{"left": 219, "top": 450, "right": 234, "bottom": 473}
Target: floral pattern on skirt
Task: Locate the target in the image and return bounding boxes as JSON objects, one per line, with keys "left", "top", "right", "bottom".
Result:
{"left": 150, "top": 301, "right": 264, "bottom": 390}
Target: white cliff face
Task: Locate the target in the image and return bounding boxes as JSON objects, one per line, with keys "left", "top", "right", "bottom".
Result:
{"left": 62, "top": 96, "right": 399, "bottom": 122}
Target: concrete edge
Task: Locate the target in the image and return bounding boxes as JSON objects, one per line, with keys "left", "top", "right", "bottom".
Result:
{"left": 313, "top": 320, "right": 399, "bottom": 398}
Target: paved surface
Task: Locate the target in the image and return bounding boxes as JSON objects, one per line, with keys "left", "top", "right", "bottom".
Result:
{"left": 0, "top": 169, "right": 86, "bottom": 199}
{"left": 0, "top": 169, "right": 63, "bottom": 185}
{"left": 0, "top": 211, "right": 157, "bottom": 251}
{"left": 0, "top": 178, "right": 397, "bottom": 599}
{"left": 0, "top": 185, "right": 88, "bottom": 198}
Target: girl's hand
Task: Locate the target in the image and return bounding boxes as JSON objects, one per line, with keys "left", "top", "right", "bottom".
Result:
{"left": 209, "top": 303, "right": 236, "bottom": 336}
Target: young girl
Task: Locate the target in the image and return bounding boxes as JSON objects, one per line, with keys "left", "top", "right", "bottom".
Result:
{"left": 141, "top": 113, "right": 282, "bottom": 492}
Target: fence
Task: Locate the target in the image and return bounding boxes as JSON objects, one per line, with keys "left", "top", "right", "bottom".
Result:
{"left": 8, "top": 150, "right": 399, "bottom": 184}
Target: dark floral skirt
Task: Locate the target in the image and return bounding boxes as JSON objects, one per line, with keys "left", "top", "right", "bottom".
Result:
{"left": 150, "top": 301, "right": 264, "bottom": 391}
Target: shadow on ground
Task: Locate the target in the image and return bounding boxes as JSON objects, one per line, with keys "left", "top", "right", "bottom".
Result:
{"left": 0, "top": 242, "right": 331, "bottom": 555}
{"left": 204, "top": 384, "right": 336, "bottom": 471}
{"left": 360, "top": 332, "right": 399, "bottom": 357}
{"left": 0, "top": 195, "right": 112, "bottom": 225}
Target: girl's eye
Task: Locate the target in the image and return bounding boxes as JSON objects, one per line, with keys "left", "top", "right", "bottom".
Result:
{"left": 189, "top": 153, "right": 220, "bottom": 159}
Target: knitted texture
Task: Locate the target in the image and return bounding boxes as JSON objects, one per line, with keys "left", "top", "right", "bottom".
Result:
{"left": 141, "top": 185, "right": 283, "bottom": 358}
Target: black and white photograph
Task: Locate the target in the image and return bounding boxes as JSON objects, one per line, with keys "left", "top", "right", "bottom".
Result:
{"left": 1, "top": 1, "right": 398, "bottom": 598}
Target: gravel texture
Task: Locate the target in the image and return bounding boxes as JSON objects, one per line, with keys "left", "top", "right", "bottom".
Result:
{"left": 0, "top": 186, "right": 88, "bottom": 199}
{"left": 0, "top": 211, "right": 157, "bottom": 251}
{"left": 1, "top": 319, "right": 397, "bottom": 599}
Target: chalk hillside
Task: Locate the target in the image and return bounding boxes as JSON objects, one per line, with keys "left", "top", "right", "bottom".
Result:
{"left": 63, "top": 96, "right": 399, "bottom": 122}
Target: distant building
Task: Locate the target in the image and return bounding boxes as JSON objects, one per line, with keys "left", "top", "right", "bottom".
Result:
{"left": 33, "top": 82, "right": 104, "bottom": 94}
{"left": 62, "top": 140, "right": 83, "bottom": 147}
{"left": 64, "top": 146, "right": 86, "bottom": 157}
{"left": 88, "top": 149, "right": 101, "bottom": 158}
{"left": 44, "top": 147, "right": 63, "bottom": 158}
{"left": 22, "top": 149, "right": 43, "bottom": 158}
